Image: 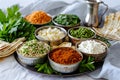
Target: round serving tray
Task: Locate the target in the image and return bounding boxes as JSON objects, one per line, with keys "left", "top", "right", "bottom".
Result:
{"left": 14, "top": 53, "right": 103, "bottom": 77}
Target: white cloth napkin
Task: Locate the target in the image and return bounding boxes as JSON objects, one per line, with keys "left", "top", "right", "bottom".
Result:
{"left": 0, "top": 55, "right": 95, "bottom": 80}
{"left": 89, "top": 41, "right": 120, "bottom": 80}
{"left": 0, "top": 0, "right": 120, "bottom": 80}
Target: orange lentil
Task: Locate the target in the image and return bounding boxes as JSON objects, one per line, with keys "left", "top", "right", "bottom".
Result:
{"left": 25, "top": 11, "right": 51, "bottom": 24}
{"left": 49, "top": 47, "right": 82, "bottom": 64}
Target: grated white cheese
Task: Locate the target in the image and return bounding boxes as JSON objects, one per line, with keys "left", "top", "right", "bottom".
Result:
{"left": 38, "top": 27, "right": 65, "bottom": 41}
{"left": 78, "top": 40, "right": 106, "bottom": 54}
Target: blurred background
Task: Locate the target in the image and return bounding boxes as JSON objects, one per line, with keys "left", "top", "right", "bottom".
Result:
{"left": 0, "top": 0, "right": 120, "bottom": 10}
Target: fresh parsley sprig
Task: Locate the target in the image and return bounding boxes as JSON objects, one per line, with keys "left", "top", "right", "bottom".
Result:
{"left": 0, "top": 5, "right": 36, "bottom": 42}
{"left": 79, "top": 56, "right": 95, "bottom": 73}
{"left": 35, "top": 61, "right": 60, "bottom": 75}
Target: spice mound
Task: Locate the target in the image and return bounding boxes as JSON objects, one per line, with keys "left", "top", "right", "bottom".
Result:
{"left": 49, "top": 47, "right": 82, "bottom": 64}
{"left": 78, "top": 40, "right": 106, "bottom": 54}
{"left": 17, "top": 40, "right": 50, "bottom": 57}
{"left": 25, "top": 11, "right": 51, "bottom": 24}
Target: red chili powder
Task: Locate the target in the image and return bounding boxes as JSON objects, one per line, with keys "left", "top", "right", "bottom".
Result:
{"left": 49, "top": 47, "right": 82, "bottom": 64}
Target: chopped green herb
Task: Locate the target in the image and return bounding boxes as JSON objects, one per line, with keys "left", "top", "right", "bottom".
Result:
{"left": 54, "top": 14, "right": 80, "bottom": 26}
{"left": 18, "top": 40, "right": 50, "bottom": 57}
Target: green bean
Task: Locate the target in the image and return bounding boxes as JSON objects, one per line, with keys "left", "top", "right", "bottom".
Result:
{"left": 70, "top": 27, "right": 95, "bottom": 38}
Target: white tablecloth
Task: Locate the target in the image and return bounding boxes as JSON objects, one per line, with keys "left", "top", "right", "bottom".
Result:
{"left": 1, "top": 0, "right": 120, "bottom": 9}
{"left": 0, "top": 0, "right": 120, "bottom": 80}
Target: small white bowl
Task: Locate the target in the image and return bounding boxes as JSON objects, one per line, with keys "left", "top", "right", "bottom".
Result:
{"left": 48, "top": 47, "right": 83, "bottom": 73}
